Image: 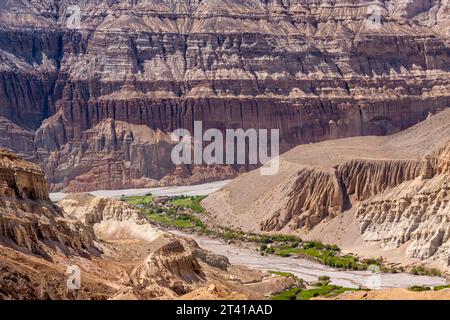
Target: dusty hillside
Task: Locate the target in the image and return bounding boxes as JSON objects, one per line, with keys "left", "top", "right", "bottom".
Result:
{"left": 204, "top": 108, "right": 450, "bottom": 272}
{"left": 0, "top": 0, "right": 449, "bottom": 191}
{"left": 0, "top": 149, "right": 292, "bottom": 300}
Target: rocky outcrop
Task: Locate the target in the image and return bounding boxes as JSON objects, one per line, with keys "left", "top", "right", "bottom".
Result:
{"left": 204, "top": 109, "right": 450, "bottom": 271}
{"left": 0, "top": 149, "right": 95, "bottom": 258}
{"left": 130, "top": 238, "right": 205, "bottom": 296}
{"left": 437, "top": 142, "right": 450, "bottom": 173}
{"left": 356, "top": 142, "right": 450, "bottom": 271}
{"left": 260, "top": 168, "right": 345, "bottom": 231}
{"left": 0, "top": 0, "right": 449, "bottom": 191}
{"left": 337, "top": 159, "right": 424, "bottom": 201}
{"left": 63, "top": 193, "right": 209, "bottom": 297}
{"left": 258, "top": 159, "right": 425, "bottom": 231}
{"left": 0, "top": 151, "right": 284, "bottom": 300}
{"left": 0, "top": 148, "right": 48, "bottom": 200}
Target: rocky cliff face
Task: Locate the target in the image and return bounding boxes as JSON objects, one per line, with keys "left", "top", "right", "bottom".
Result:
{"left": 259, "top": 158, "right": 426, "bottom": 232}
{"left": 204, "top": 109, "right": 450, "bottom": 272}
{"left": 260, "top": 167, "right": 345, "bottom": 232}
{"left": 437, "top": 141, "right": 450, "bottom": 173}
{"left": 0, "top": 150, "right": 285, "bottom": 299}
{"left": 0, "top": 0, "right": 449, "bottom": 191}
{"left": 356, "top": 142, "right": 450, "bottom": 271}
{"left": 0, "top": 148, "right": 95, "bottom": 259}
{"left": 0, "top": 148, "right": 48, "bottom": 200}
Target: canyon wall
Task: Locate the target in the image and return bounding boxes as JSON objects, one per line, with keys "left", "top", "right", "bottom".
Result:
{"left": 259, "top": 159, "right": 426, "bottom": 232}
{"left": 0, "top": 148, "right": 95, "bottom": 259}
{"left": 0, "top": 0, "right": 449, "bottom": 191}
{"left": 204, "top": 109, "right": 450, "bottom": 271}
{"left": 356, "top": 142, "right": 450, "bottom": 271}
{"left": 0, "top": 149, "right": 281, "bottom": 299}
{"left": 0, "top": 148, "right": 48, "bottom": 200}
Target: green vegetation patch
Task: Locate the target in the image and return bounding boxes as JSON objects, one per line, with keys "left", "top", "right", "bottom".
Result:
{"left": 147, "top": 212, "right": 206, "bottom": 230}
{"left": 272, "top": 287, "right": 303, "bottom": 300}
{"left": 260, "top": 240, "right": 385, "bottom": 271}
{"left": 410, "top": 266, "right": 442, "bottom": 277}
{"left": 408, "top": 285, "right": 432, "bottom": 292}
{"left": 122, "top": 194, "right": 211, "bottom": 232}
{"left": 434, "top": 285, "right": 450, "bottom": 291}
{"left": 272, "top": 276, "right": 359, "bottom": 300}
{"left": 169, "top": 195, "right": 207, "bottom": 213}
{"left": 269, "top": 271, "right": 297, "bottom": 278}
{"left": 267, "top": 240, "right": 341, "bottom": 259}
{"left": 222, "top": 229, "right": 247, "bottom": 241}
{"left": 274, "top": 247, "right": 304, "bottom": 257}
{"left": 121, "top": 194, "right": 153, "bottom": 206}
{"left": 296, "top": 285, "right": 356, "bottom": 300}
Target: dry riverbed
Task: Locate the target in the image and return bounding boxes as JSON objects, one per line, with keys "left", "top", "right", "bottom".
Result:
{"left": 50, "top": 180, "right": 232, "bottom": 202}
{"left": 171, "top": 230, "right": 449, "bottom": 290}
{"left": 54, "top": 181, "right": 449, "bottom": 291}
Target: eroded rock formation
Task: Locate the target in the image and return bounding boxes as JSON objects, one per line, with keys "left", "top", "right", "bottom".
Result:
{"left": 260, "top": 168, "right": 345, "bottom": 231}
{"left": 204, "top": 108, "right": 450, "bottom": 272}
{"left": 0, "top": 150, "right": 287, "bottom": 299}
{"left": 0, "top": 0, "right": 449, "bottom": 191}
{"left": 356, "top": 142, "right": 450, "bottom": 270}
{"left": 0, "top": 148, "right": 95, "bottom": 259}
{"left": 259, "top": 158, "right": 426, "bottom": 232}
{"left": 0, "top": 148, "right": 49, "bottom": 200}
{"left": 337, "top": 159, "right": 425, "bottom": 201}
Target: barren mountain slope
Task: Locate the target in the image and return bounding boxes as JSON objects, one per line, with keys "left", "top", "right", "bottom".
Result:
{"left": 203, "top": 108, "right": 450, "bottom": 272}
{"left": 0, "top": 149, "right": 290, "bottom": 299}
{"left": 0, "top": 0, "right": 449, "bottom": 191}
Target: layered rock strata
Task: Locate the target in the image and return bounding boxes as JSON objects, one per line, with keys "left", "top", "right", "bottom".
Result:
{"left": 259, "top": 158, "right": 426, "bottom": 232}
{"left": 0, "top": 148, "right": 95, "bottom": 258}
{"left": 0, "top": 0, "right": 449, "bottom": 191}
{"left": 204, "top": 108, "right": 450, "bottom": 271}
{"left": 356, "top": 142, "right": 450, "bottom": 270}
{"left": 0, "top": 148, "right": 49, "bottom": 200}
{"left": 0, "top": 150, "right": 285, "bottom": 299}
